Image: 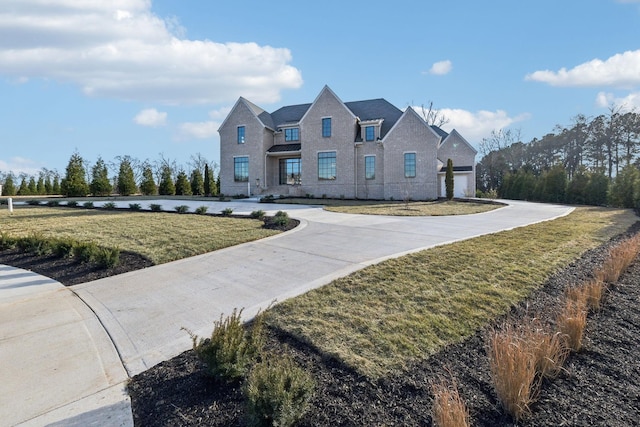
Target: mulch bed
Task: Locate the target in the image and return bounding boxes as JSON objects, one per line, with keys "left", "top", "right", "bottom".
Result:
{"left": 2, "top": 220, "right": 639, "bottom": 426}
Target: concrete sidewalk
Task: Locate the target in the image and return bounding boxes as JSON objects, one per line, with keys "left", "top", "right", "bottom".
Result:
{"left": 0, "top": 200, "right": 573, "bottom": 426}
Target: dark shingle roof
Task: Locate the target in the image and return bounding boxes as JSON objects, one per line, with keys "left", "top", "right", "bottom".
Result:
{"left": 430, "top": 126, "right": 449, "bottom": 139}
{"left": 345, "top": 99, "right": 403, "bottom": 138}
{"left": 270, "top": 103, "right": 311, "bottom": 128}
{"left": 267, "top": 143, "right": 301, "bottom": 153}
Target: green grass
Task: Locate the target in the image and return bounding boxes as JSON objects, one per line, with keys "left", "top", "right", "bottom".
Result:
{"left": 266, "top": 207, "right": 637, "bottom": 378}
{"left": 276, "top": 198, "right": 501, "bottom": 216}
{"left": 0, "top": 207, "right": 279, "bottom": 264}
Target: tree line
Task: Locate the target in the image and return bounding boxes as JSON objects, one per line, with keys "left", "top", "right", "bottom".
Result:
{"left": 476, "top": 106, "right": 640, "bottom": 210}
{"left": 0, "top": 152, "right": 220, "bottom": 198}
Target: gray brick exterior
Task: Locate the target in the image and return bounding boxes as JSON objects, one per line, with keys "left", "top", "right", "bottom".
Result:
{"left": 218, "top": 86, "right": 477, "bottom": 200}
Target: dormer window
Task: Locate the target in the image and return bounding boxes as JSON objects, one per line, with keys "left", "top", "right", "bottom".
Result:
{"left": 284, "top": 127, "right": 299, "bottom": 141}
{"left": 365, "top": 126, "right": 375, "bottom": 141}
{"left": 360, "top": 119, "right": 383, "bottom": 142}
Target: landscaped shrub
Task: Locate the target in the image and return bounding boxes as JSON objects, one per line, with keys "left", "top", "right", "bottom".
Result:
{"left": 96, "top": 246, "right": 120, "bottom": 268}
{"left": 221, "top": 207, "right": 233, "bottom": 216}
{"left": 66, "top": 200, "right": 78, "bottom": 207}
{"left": 487, "top": 324, "right": 537, "bottom": 421}
{"left": 26, "top": 200, "right": 41, "bottom": 206}
{"left": 175, "top": 205, "right": 190, "bottom": 214}
{"left": 129, "top": 203, "right": 142, "bottom": 211}
{"left": 47, "top": 200, "right": 60, "bottom": 207}
{"left": 245, "top": 354, "right": 315, "bottom": 427}
{"left": 557, "top": 295, "right": 587, "bottom": 352}
{"left": 51, "top": 238, "right": 76, "bottom": 258}
{"left": 195, "top": 206, "right": 209, "bottom": 215}
{"left": 273, "top": 211, "right": 289, "bottom": 226}
{"left": 431, "top": 378, "right": 470, "bottom": 427}
{"left": 0, "top": 232, "right": 16, "bottom": 250}
{"left": 251, "top": 210, "right": 265, "bottom": 220}
{"left": 149, "top": 203, "right": 162, "bottom": 212}
{"left": 260, "top": 195, "right": 275, "bottom": 203}
{"left": 102, "top": 201, "right": 117, "bottom": 210}
{"left": 188, "top": 308, "right": 264, "bottom": 382}
{"left": 73, "top": 242, "right": 100, "bottom": 263}
{"left": 83, "top": 201, "right": 94, "bottom": 209}
{"left": 526, "top": 324, "right": 568, "bottom": 380}
{"left": 17, "top": 232, "right": 50, "bottom": 255}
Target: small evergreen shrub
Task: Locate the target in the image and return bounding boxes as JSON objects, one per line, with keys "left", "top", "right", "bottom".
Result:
{"left": 221, "top": 207, "right": 233, "bottom": 216}
{"left": 51, "top": 238, "right": 76, "bottom": 258}
{"left": 0, "top": 232, "right": 16, "bottom": 250}
{"left": 66, "top": 200, "right": 78, "bottom": 207}
{"left": 149, "top": 203, "right": 162, "bottom": 212}
{"left": 129, "top": 203, "right": 142, "bottom": 211}
{"left": 26, "top": 200, "right": 41, "bottom": 206}
{"left": 273, "top": 211, "right": 289, "bottom": 226}
{"left": 251, "top": 210, "right": 265, "bottom": 220}
{"left": 96, "top": 247, "right": 120, "bottom": 268}
{"left": 188, "top": 308, "right": 264, "bottom": 382}
{"left": 245, "top": 354, "right": 315, "bottom": 427}
{"left": 73, "top": 242, "right": 99, "bottom": 263}
{"left": 47, "top": 200, "right": 60, "bottom": 207}
{"left": 83, "top": 201, "right": 94, "bottom": 209}
{"left": 17, "top": 232, "right": 49, "bottom": 255}
{"left": 260, "top": 195, "right": 275, "bottom": 203}
{"left": 102, "top": 201, "right": 117, "bottom": 210}
{"left": 195, "top": 206, "right": 209, "bottom": 215}
{"left": 175, "top": 205, "right": 190, "bottom": 214}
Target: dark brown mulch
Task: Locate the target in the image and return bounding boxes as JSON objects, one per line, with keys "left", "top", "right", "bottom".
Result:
{"left": 127, "top": 224, "right": 640, "bottom": 427}
{"left": 0, "top": 248, "right": 153, "bottom": 286}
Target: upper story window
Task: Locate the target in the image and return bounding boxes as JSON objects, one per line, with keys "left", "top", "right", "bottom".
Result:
{"left": 284, "top": 127, "right": 299, "bottom": 141}
{"left": 322, "top": 118, "right": 332, "bottom": 137}
{"left": 237, "top": 126, "right": 245, "bottom": 144}
{"left": 365, "top": 126, "right": 375, "bottom": 142}
{"left": 404, "top": 152, "right": 416, "bottom": 178}
{"left": 318, "top": 151, "right": 336, "bottom": 180}
{"left": 234, "top": 156, "right": 249, "bottom": 182}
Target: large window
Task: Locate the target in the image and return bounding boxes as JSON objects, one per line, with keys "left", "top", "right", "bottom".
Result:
{"left": 234, "top": 156, "right": 249, "bottom": 182}
{"left": 365, "top": 126, "right": 375, "bottom": 141}
{"left": 318, "top": 151, "right": 336, "bottom": 180}
{"left": 365, "top": 156, "right": 375, "bottom": 180}
{"left": 404, "top": 153, "right": 416, "bottom": 178}
{"left": 237, "top": 126, "right": 245, "bottom": 144}
{"left": 322, "top": 117, "right": 332, "bottom": 137}
{"left": 284, "top": 128, "right": 299, "bottom": 141}
{"left": 279, "top": 158, "right": 301, "bottom": 185}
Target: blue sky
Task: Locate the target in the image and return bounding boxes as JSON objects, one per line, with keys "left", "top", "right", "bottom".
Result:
{"left": 1, "top": 0, "right": 640, "bottom": 177}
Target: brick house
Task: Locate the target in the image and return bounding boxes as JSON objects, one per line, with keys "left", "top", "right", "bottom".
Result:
{"left": 218, "top": 86, "right": 476, "bottom": 200}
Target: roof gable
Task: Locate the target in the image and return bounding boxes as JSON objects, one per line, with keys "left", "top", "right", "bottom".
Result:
{"left": 345, "top": 99, "right": 403, "bottom": 138}
{"left": 218, "top": 97, "right": 273, "bottom": 131}
{"left": 299, "top": 85, "right": 357, "bottom": 123}
{"left": 384, "top": 106, "right": 442, "bottom": 141}
{"left": 441, "top": 129, "right": 478, "bottom": 154}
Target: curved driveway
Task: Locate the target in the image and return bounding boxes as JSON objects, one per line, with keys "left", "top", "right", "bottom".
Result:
{"left": 1, "top": 199, "right": 573, "bottom": 426}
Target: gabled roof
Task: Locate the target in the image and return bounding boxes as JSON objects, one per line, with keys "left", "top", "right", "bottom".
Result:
{"left": 346, "top": 99, "right": 403, "bottom": 138}
{"left": 270, "top": 103, "right": 311, "bottom": 127}
{"left": 440, "top": 129, "right": 478, "bottom": 154}
{"left": 430, "top": 125, "right": 449, "bottom": 139}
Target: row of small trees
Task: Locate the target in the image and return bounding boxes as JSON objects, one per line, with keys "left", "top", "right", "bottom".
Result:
{"left": 1, "top": 152, "right": 220, "bottom": 198}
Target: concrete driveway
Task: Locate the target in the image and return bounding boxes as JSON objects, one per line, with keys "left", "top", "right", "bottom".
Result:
{"left": 0, "top": 199, "right": 573, "bottom": 426}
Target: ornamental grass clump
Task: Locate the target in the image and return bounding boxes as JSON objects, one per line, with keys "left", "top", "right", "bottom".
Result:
{"left": 195, "top": 206, "right": 209, "bottom": 215}
{"left": 189, "top": 308, "right": 264, "bottom": 382}
{"left": 245, "top": 354, "right": 315, "bottom": 427}
{"left": 487, "top": 324, "right": 537, "bottom": 421}
{"left": 431, "top": 378, "right": 470, "bottom": 427}
{"left": 596, "top": 234, "right": 640, "bottom": 284}
{"left": 525, "top": 324, "right": 568, "bottom": 380}
{"left": 557, "top": 294, "right": 588, "bottom": 352}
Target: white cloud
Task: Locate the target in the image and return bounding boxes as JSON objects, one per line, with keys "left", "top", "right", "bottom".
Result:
{"left": 0, "top": 157, "right": 43, "bottom": 176}
{"left": 412, "top": 106, "right": 530, "bottom": 143}
{"left": 595, "top": 91, "right": 640, "bottom": 110}
{"left": 428, "top": 60, "right": 452, "bottom": 76}
{"left": 525, "top": 50, "right": 640, "bottom": 88}
{"left": 178, "top": 121, "right": 219, "bottom": 140}
{"left": 134, "top": 108, "right": 167, "bottom": 127}
{"left": 0, "top": 1, "right": 302, "bottom": 105}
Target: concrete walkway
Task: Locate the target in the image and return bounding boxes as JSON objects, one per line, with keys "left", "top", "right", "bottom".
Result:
{"left": 0, "top": 199, "right": 573, "bottom": 426}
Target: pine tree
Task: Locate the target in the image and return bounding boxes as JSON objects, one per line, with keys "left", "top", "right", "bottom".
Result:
{"left": 175, "top": 170, "right": 192, "bottom": 195}
{"left": 28, "top": 177, "right": 37, "bottom": 194}
{"left": 204, "top": 163, "right": 211, "bottom": 196}
{"left": 52, "top": 176, "right": 61, "bottom": 195}
{"left": 190, "top": 169, "right": 205, "bottom": 196}
{"left": 36, "top": 176, "right": 45, "bottom": 195}
{"left": 61, "top": 152, "right": 89, "bottom": 197}
{"left": 445, "top": 158, "right": 454, "bottom": 200}
{"left": 44, "top": 176, "right": 52, "bottom": 195}
{"left": 117, "top": 157, "right": 137, "bottom": 196}
{"left": 17, "top": 177, "right": 29, "bottom": 195}
{"left": 158, "top": 165, "right": 175, "bottom": 195}
{"left": 90, "top": 157, "right": 112, "bottom": 196}
{"left": 2, "top": 173, "right": 16, "bottom": 196}
{"left": 139, "top": 165, "right": 156, "bottom": 195}
{"left": 216, "top": 174, "right": 221, "bottom": 196}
